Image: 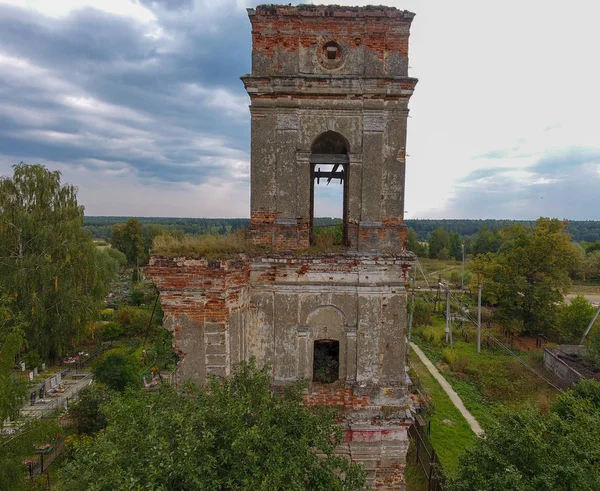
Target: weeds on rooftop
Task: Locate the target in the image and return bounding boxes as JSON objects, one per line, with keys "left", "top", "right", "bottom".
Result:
{"left": 152, "top": 230, "right": 268, "bottom": 259}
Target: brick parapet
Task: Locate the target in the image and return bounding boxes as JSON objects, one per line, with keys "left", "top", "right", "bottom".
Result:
{"left": 246, "top": 4, "right": 416, "bottom": 79}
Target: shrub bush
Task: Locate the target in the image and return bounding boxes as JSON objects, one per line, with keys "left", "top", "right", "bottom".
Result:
{"left": 93, "top": 351, "right": 140, "bottom": 392}
{"left": 22, "top": 350, "right": 42, "bottom": 370}
{"left": 420, "top": 325, "right": 444, "bottom": 346}
{"left": 70, "top": 386, "right": 111, "bottom": 435}
{"left": 442, "top": 347, "right": 458, "bottom": 366}
{"left": 100, "top": 321, "right": 124, "bottom": 341}
{"left": 413, "top": 299, "right": 434, "bottom": 326}
{"left": 99, "top": 308, "right": 116, "bottom": 321}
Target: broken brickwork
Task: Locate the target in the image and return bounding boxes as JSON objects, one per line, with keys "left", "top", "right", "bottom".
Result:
{"left": 147, "top": 5, "right": 418, "bottom": 489}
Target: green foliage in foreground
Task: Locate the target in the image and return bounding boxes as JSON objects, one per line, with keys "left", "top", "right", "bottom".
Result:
{"left": 448, "top": 379, "right": 600, "bottom": 491}
{"left": 0, "top": 419, "right": 61, "bottom": 491}
{"left": 60, "top": 360, "right": 366, "bottom": 490}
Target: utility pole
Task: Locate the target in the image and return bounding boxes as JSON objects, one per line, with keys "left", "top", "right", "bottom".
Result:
{"left": 477, "top": 282, "right": 482, "bottom": 353}
{"left": 443, "top": 284, "right": 452, "bottom": 347}
{"left": 461, "top": 243, "right": 465, "bottom": 290}
{"left": 579, "top": 303, "right": 600, "bottom": 345}
{"left": 435, "top": 275, "right": 441, "bottom": 313}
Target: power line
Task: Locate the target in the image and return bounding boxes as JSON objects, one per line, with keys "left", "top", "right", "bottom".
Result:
{"left": 447, "top": 290, "right": 564, "bottom": 393}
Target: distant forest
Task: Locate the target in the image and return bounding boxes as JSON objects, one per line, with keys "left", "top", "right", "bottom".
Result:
{"left": 84, "top": 217, "right": 600, "bottom": 243}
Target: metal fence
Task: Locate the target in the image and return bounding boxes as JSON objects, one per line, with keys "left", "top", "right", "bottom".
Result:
{"left": 409, "top": 421, "right": 446, "bottom": 491}
{"left": 26, "top": 436, "right": 66, "bottom": 477}
{"left": 29, "top": 373, "right": 93, "bottom": 420}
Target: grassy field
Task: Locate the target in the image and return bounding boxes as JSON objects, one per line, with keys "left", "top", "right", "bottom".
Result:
{"left": 416, "top": 258, "right": 600, "bottom": 295}
{"left": 404, "top": 442, "right": 429, "bottom": 491}
{"left": 570, "top": 282, "right": 600, "bottom": 292}
{"left": 413, "top": 320, "right": 561, "bottom": 424}
{"left": 409, "top": 350, "right": 477, "bottom": 476}
{"left": 408, "top": 311, "right": 566, "bottom": 484}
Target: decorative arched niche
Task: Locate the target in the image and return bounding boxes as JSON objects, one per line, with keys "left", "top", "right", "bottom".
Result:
{"left": 297, "top": 305, "right": 357, "bottom": 384}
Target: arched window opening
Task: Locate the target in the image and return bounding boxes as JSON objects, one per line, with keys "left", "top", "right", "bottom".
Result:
{"left": 313, "top": 339, "right": 340, "bottom": 383}
{"left": 310, "top": 132, "right": 349, "bottom": 246}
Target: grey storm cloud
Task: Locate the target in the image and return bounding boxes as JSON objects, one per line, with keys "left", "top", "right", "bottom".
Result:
{"left": 138, "top": 0, "right": 194, "bottom": 11}
{"left": 444, "top": 148, "right": 600, "bottom": 219}
{"left": 0, "top": 1, "right": 253, "bottom": 187}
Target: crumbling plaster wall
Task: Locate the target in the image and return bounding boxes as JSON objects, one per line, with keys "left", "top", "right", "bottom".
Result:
{"left": 147, "top": 252, "right": 413, "bottom": 401}
{"left": 242, "top": 5, "right": 417, "bottom": 253}
{"left": 251, "top": 254, "right": 412, "bottom": 391}
{"left": 247, "top": 100, "right": 412, "bottom": 251}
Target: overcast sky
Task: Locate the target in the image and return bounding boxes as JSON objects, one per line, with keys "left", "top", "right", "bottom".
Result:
{"left": 0, "top": 0, "right": 598, "bottom": 219}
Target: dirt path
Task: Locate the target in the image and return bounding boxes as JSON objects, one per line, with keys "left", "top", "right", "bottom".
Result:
{"left": 565, "top": 293, "right": 600, "bottom": 306}
{"left": 410, "top": 342, "right": 484, "bottom": 436}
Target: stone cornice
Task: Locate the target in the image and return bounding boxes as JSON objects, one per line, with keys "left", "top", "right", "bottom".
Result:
{"left": 242, "top": 75, "right": 417, "bottom": 98}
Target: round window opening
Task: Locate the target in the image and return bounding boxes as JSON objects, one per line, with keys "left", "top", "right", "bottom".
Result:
{"left": 320, "top": 41, "right": 344, "bottom": 69}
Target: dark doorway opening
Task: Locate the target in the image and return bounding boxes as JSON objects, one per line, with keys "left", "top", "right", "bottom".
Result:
{"left": 313, "top": 339, "right": 340, "bottom": 383}
{"left": 310, "top": 131, "right": 349, "bottom": 246}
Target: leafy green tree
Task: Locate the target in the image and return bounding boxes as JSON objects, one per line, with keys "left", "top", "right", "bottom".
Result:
{"left": 69, "top": 385, "right": 111, "bottom": 435}
{"left": 483, "top": 218, "right": 580, "bottom": 335}
{"left": 448, "top": 232, "right": 462, "bottom": 261}
{"left": 0, "top": 164, "right": 112, "bottom": 358}
{"left": 93, "top": 351, "right": 140, "bottom": 392}
{"left": 429, "top": 227, "right": 449, "bottom": 259}
{"left": 143, "top": 224, "right": 169, "bottom": 254}
{"left": 99, "top": 321, "right": 124, "bottom": 341}
{"left": 584, "top": 250, "right": 600, "bottom": 281}
{"left": 0, "top": 296, "right": 26, "bottom": 420}
{"left": 555, "top": 295, "right": 597, "bottom": 342}
{"left": 472, "top": 226, "right": 503, "bottom": 254}
{"left": 406, "top": 228, "right": 427, "bottom": 256}
{"left": 61, "top": 360, "right": 366, "bottom": 490}
{"left": 111, "top": 217, "right": 144, "bottom": 265}
{"left": 448, "top": 379, "right": 600, "bottom": 491}
{"left": 117, "top": 305, "right": 157, "bottom": 336}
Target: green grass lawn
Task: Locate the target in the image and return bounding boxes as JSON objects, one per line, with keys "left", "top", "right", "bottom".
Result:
{"left": 409, "top": 350, "right": 477, "bottom": 477}
{"left": 413, "top": 322, "right": 561, "bottom": 430}
{"left": 569, "top": 282, "right": 600, "bottom": 293}
{"left": 404, "top": 441, "right": 429, "bottom": 491}
{"left": 413, "top": 258, "right": 464, "bottom": 286}
{"left": 408, "top": 313, "right": 565, "bottom": 484}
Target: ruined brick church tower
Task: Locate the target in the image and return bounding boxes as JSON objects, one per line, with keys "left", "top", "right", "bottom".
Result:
{"left": 148, "top": 5, "right": 417, "bottom": 489}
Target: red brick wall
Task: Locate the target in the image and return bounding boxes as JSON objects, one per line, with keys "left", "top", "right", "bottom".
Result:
{"left": 250, "top": 211, "right": 310, "bottom": 249}
{"left": 303, "top": 386, "right": 371, "bottom": 409}
{"left": 146, "top": 257, "right": 251, "bottom": 378}
{"left": 251, "top": 5, "right": 412, "bottom": 66}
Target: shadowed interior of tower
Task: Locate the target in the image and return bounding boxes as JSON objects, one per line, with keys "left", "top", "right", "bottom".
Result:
{"left": 313, "top": 339, "right": 340, "bottom": 383}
